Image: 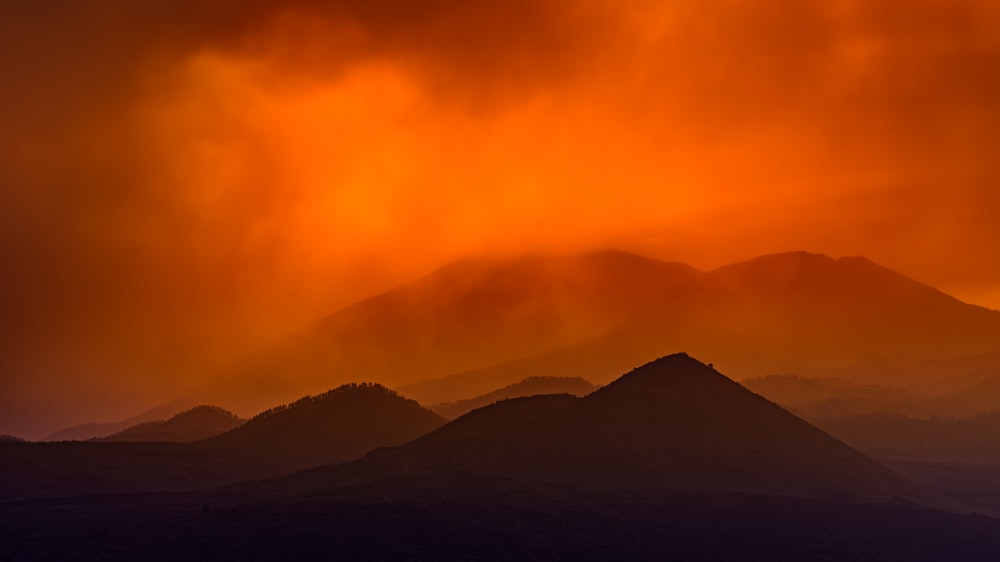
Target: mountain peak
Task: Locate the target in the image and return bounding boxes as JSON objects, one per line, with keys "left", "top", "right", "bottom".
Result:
{"left": 205, "top": 382, "right": 446, "bottom": 466}
{"left": 308, "top": 357, "right": 920, "bottom": 501}
{"left": 599, "top": 352, "right": 729, "bottom": 395}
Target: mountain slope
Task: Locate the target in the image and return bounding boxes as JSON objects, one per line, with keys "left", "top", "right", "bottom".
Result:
{"left": 690, "top": 252, "right": 1000, "bottom": 370}
{"left": 99, "top": 406, "right": 244, "bottom": 443}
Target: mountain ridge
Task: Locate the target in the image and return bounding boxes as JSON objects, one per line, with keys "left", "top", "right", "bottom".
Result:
{"left": 99, "top": 405, "right": 244, "bottom": 442}
{"left": 187, "top": 249, "right": 1000, "bottom": 415}
{"left": 277, "top": 354, "right": 922, "bottom": 503}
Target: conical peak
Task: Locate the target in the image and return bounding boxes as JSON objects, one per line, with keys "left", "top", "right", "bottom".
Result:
{"left": 629, "top": 352, "right": 714, "bottom": 376}
{"left": 599, "top": 353, "right": 732, "bottom": 395}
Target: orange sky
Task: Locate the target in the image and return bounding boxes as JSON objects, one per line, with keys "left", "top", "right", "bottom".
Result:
{"left": 1, "top": 0, "right": 999, "bottom": 437}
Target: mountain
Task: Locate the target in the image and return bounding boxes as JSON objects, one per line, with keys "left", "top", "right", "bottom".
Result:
{"left": 168, "top": 249, "right": 1000, "bottom": 412}
{"left": 0, "top": 384, "right": 445, "bottom": 501}
{"left": 290, "top": 354, "right": 920, "bottom": 500}
{"left": 200, "top": 249, "right": 701, "bottom": 414}
{"left": 689, "top": 252, "right": 1000, "bottom": 374}
{"left": 429, "top": 375, "right": 597, "bottom": 419}
{"left": 11, "top": 356, "right": 1000, "bottom": 560}
{"left": 99, "top": 406, "right": 244, "bottom": 442}
{"left": 203, "top": 383, "right": 445, "bottom": 466}
{"left": 398, "top": 252, "right": 1000, "bottom": 403}
{"left": 0, "top": 434, "right": 24, "bottom": 443}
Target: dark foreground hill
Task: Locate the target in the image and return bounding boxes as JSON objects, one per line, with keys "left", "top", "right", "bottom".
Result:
{"left": 292, "top": 354, "right": 919, "bottom": 500}
{"left": 5, "top": 355, "right": 1000, "bottom": 560}
{"left": 0, "top": 384, "right": 444, "bottom": 501}
{"left": 99, "top": 406, "right": 244, "bottom": 442}
{"left": 429, "top": 375, "right": 597, "bottom": 419}
{"left": 204, "top": 383, "right": 446, "bottom": 465}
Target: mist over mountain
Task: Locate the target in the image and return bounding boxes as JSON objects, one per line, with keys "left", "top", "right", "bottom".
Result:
{"left": 99, "top": 406, "right": 244, "bottom": 443}
{"left": 393, "top": 251, "right": 1000, "bottom": 404}
{"left": 43, "top": 400, "right": 192, "bottom": 442}
{"left": 201, "top": 250, "right": 700, "bottom": 414}
{"left": 744, "top": 370, "right": 1000, "bottom": 421}
{"left": 743, "top": 375, "right": 931, "bottom": 418}
{"left": 52, "top": 249, "right": 995, "bottom": 420}
{"left": 429, "top": 375, "right": 596, "bottom": 419}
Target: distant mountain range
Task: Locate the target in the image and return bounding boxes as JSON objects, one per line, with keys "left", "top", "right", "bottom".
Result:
{"left": 191, "top": 250, "right": 1000, "bottom": 413}
{"left": 43, "top": 399, "right": 191, "bottom": 441}
{"left": 98, "top": 406, "right": 244, "bottom": 443}
{"left": 429, "top": 375, "right": 597, "bottom": 419}
{"left": 744, "top": 371, "right": 1000, "bottom": 420}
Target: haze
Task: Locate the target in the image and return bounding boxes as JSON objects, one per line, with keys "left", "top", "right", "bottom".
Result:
{"left": 2, "top": 0, "right": 999, "bottom": 438}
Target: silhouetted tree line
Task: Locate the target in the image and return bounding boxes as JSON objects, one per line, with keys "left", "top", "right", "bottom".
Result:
{"left": 245, "top": 382, "right": 404, "bottom": 425}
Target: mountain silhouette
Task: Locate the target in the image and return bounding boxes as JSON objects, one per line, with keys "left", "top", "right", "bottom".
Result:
{"left": 203, "top": 383, "right": 445, "bottom": 466}
{"left": 287, "top": 354, "right": 920, "bottom": 501}
{"left": 11, "top": 357, "right": 1000, "bottom": 560}
{"left": 429, "top": 375, "right": 596, "bottom": 419}
{"left": 0, "top": 384, "right": 445, "bottom": 502}
{"left": 98, "top": 406, "right": 244, "bottom": 442}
